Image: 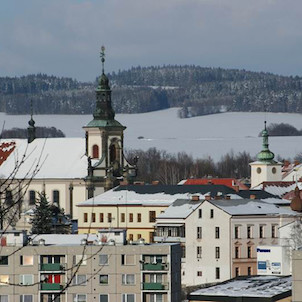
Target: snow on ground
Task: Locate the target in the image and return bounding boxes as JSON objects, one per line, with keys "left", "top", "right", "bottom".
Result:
{"left": 2, "top": 108, "right": 302, "bottom": 161}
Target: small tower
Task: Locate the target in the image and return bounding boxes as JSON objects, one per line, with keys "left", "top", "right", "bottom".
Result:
{"left": 27, "top": 100, "right": 36, "bottom": 143}
{"left": 83, "top": 47, "right": 136, "bottom": 197}
{"left": 250, "top": 121, "right": 282, "bottom": 188}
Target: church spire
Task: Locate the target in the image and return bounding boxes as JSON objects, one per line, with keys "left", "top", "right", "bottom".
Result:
{"left": 257, "top": 121, "right": 275, "bottom": 162}
{"left": 27, "top": 100, "right": 36, "bottom": 143}
{"left": 93, "top": 46, "right": 115, "bottom": 121}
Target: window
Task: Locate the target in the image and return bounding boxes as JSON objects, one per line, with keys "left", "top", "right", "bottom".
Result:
{"left": 215, "top": 227, "right": 220, "bottom": 239}
{"left": 197, "top": 227, "right": 202, "bottom": 239}
{"left": 197, "top": 271, "right": 202, "bottom": 277}
{"left": 0, "top": 296, "right": 8, "bottom": 302}
{"left": 72, "top": 275, "right": 87, "bottom": 286}
{"left": 181, "top": 245, "right": 186, "bottom": 258}
{"left": 53, "top": 190, "right": 60, "bottom": 204}
{"left": 99, "top": 254, "right": 109, "bottom": 265}
{"left": 149, "top": 211, "right": 156, "bottom": 223}
{"left": 272, "top": 225, "right": 277, "bottom": 238}
{"left": 235, "top": 267, "right": 239, "bottom": 277}
{"left": 129, "top": 213, "right": 133, "bottom": 222}
{"left": 215, "top": 267, "right": 220, "bottom": 279}
{"left": 121, "top": 255, "right": 135, "bottom": 265}
{"left": 235, "top": 246, "right": 240, "bottom": 259}
{"left": 73, "top": 294, "right": 86, "bottom": 302}
{"left": 198, "top": 209, "right": 202, "bottom": 218}
{"left": 197, "top": 246, "right": 202, "bottom": 258}
{"left": 84, "top": 213, "right": 88, "bottom": 223}
{"left": 0, "top": 275, "right": 9, "bottom": 286}
{"left": 5, "top": 190, "right": 12, "bottom": 205}
{"left": 210, "top": 209, "right": 214, "bottom": 218}
{"left": 259, "top": 225, "right": 264, "bottom": 238}
{"left": 99, "top": 274, "right": 108, "bottom": 285}
{"left": 122, "top": 294, "right": 135, "bottom": 302}
{"left": 122, "top": 274, "right": 135, "bottom": 285}
{"left": 0, "top": 256, "right": 8, "bottom": 265}
{"left": 100, "top": 295, "right": 108, "bottom": 302}
{"left": 247, "top": 266, "right": 252, "bottom": 276}
{"left": 109, "top": 144, "right": 116, "bottom": 163}
{"left": 137, "top": 213, "right": 142, "bottom": 222}
{"left": 149, "top": 232, "right": 154, "bottom": 243}
{"left": 29, "top": 190, "right": 36, "bottom": 205}
{"left": 150, "top": 294, "right": 163, "bottom": 302}
{"left": 247, "top": 226, "right": 252, "bottom": 239}
{"left": 257, "top": 167, "right": 262, "bottom": 174}
{"left": 137, "top": 234, "right": 141, "bottom": 240}
{"left": 121, "top": 213, "right": 125, "bottom": 223}
{"left": 20, "top": 255, "right": 33, "bottom": 266}
{"left": 92, "top": 213, "right": 96, "bottom": 223}
{"left": 100, "top": 213, "right": 104, "bottom": 223}
{"left": 92, "top": 144, "right": 99, "bottom": 158}
{"left": 234, "top": 226, "right": 239, "bottom": 239}
{"left": 215, "top": 247, "right": 220, "bottom": 259}
{"left": 20, "top": 274, "right": 33, "bottom": 285}
{"left": 129, "top": 234, "right": 134, "bottom": 241}
{"left": 108, "top": 213, "right": 112, "bottom": 223}
{"left": 20, "top": 295, "right": 33, "bottom": 302}
{"left": 247, "top": 246, "right": 252, "bottom": 258}
{"left": 272, "top": 167, "right": 277, "bottom": 174}
{"left": 73, "top": 255, "right": 87, "bottom": 266}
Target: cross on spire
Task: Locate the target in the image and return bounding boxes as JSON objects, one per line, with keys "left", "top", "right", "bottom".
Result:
{"left": 100, "top": 46, "right": 105, "bottom": 74}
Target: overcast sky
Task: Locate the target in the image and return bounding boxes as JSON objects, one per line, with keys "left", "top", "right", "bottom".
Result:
{"left": 1, "top": 0, "right": 302, "bottom": 81}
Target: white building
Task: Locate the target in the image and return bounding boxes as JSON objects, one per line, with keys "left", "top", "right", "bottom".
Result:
{"left": 154, "top": 196, "right": 299, "bottom": 286}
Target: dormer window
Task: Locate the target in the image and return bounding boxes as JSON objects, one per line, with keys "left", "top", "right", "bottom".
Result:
{"left": 92, "top": 145, "right": 99, "bottom": 159}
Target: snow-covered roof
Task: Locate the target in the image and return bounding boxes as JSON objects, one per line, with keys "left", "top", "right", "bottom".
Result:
{"left": 189, "top": 275, "right": 291, "bottom": 299}
{"left": 0, "top": 138, "right": 87, "bottom": 179}
{"left": 78, "top": 185, "right": 241, "bottom": 207}
{"left": 211, "top": 199, "right": 298, "bottom": 216}
{"left": 157, "top": 199, "right": 202, "bottom": 219}
{"left": 30, "top": 234, "right": 98, "bottom": 245}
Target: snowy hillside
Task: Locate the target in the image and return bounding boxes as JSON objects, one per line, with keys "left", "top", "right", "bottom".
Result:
{"left": 2, "top": 109, "right": 302, "bottom": 161}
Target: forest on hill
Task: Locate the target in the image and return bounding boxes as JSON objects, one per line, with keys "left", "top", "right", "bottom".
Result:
{"left": 1, "top": 66, "right": 302, "bottom": 116}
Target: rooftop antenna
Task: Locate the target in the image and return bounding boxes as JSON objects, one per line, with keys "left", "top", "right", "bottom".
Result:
{"left": 100, "top": 45, "right": 105, "bottom": 74}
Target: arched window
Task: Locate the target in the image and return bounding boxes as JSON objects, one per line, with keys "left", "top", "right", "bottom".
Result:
{"left": 53, "top": 190, "right": 60, "bottom": 205}
{"left": 92, "top": 145, "right": 99, "bottom": 159}
{"left": 29, "top": 190, "right": 36, "bottom": 205}
{"left": 109, "top": 144, "right": 116, "bottom": 163}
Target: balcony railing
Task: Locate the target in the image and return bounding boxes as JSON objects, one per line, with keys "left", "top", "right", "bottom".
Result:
{"left": 142, "top": 263, "right": 169, "bottom": 271}
{"left": 142, "top": 282, "right": 169, "bottom": 290}
{"left": 40, "top": 283, "right": 64, "bottom": 291}
{"left": 154, "top": 236, "right": 185, "bottom": 243}
{"left": 40, "top": 263, "right": 66, "bottom": 272}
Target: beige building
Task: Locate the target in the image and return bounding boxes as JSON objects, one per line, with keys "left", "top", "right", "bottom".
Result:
{"left": 292, "top": 249, "right": 302, "bottom": 302}
{"left": 0, "top": 229, "right": 181, "bottom": 302}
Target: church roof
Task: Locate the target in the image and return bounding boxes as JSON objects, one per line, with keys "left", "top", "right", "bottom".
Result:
{"left": 0, "top": 138, "right": 87, "bottom": 179}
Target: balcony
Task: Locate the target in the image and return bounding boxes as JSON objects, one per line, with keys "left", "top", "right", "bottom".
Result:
{"left": 154, "top": 236, "right": 185, "bottom": 243}
{"left": 142, "top": 282, "right": 168, "bottom": 290}
{"left": 40, "top": 263, "right": 65, "bottom": 272}
{"left": 40, "top": 283, "right": 64, "bottom": 291}
{"left": 142, "top": 263, "right": 168, "bottom": 271}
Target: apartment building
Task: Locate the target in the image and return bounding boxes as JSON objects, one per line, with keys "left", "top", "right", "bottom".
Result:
{"left": 0, "top": 229, "right": 181, "bottom": 302}
{"left": 154, "top": 196, "right": 299, "bottom": 286}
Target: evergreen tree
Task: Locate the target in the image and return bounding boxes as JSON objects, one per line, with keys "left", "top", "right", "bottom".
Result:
{"left": 31, "top": 193, "right": 52, "bottom": 234}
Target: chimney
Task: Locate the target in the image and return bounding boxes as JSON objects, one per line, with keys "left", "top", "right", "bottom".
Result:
{"left": 191, "top": 195, "right": 200, "bottom": 201}
{"left": 205, "top": 194, "right": 211, "bottom": 201}
{"left": 214, "top": 195, "right": 221, "bottom": 200}
{"left": 233, "top": 185, "right": 239, "bottom": 192}
{"left": 225, "top": 195, "right": 231, "bottom": 200}
{"left": 250, "top": 194, "right": 256, "bottom": 200}
{"left": 152, "top": 180, "right": 160, "bottom": 185}
{"left": 134, "top": 181, "right": 145, "bottom": 185}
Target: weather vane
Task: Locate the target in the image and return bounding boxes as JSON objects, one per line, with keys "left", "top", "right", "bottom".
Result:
{"left": 100, "top": 46, "right": 105, "bottom": 74}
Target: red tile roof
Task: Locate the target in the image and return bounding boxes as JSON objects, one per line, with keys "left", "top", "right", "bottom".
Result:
{"left": 183, "top": 178, "right": 249, "bottom": 190}
{"left": 0, "top": 141, "right": 16, "bottom": 166}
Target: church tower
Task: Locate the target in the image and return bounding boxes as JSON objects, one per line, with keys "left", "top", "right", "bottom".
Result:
{"left": 250, "top": 121, "right": 282, "bottom": 188}
{"left": 83, "top": 47, "right": 136, "bottom": 197}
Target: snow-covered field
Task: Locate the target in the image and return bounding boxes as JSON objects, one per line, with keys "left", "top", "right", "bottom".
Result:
{"left": 1, "top": 108, "right": 302, "bottom": 161}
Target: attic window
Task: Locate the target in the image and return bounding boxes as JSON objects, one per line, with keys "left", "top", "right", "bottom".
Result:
{"left": 272, "top": 167, "right": 277, "bottom": 174}
{"left": 257, "top": 167, "right": 262, "bottom": 174}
